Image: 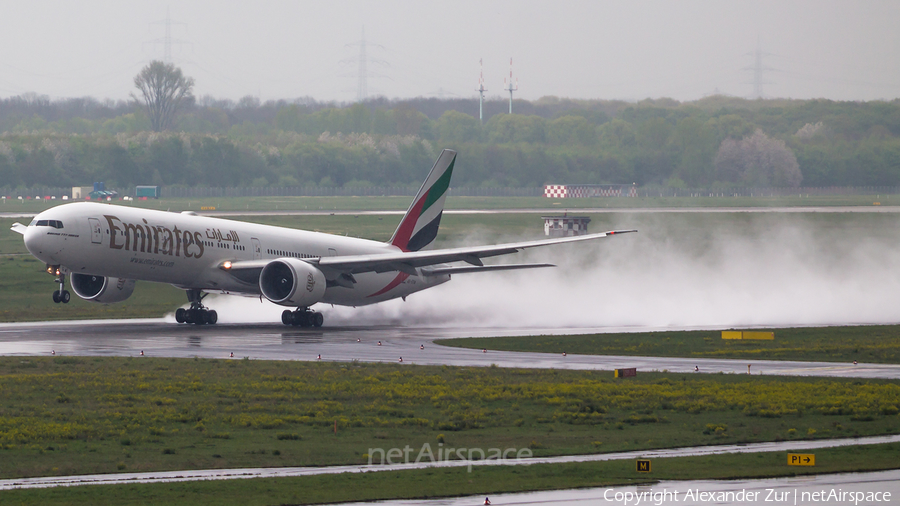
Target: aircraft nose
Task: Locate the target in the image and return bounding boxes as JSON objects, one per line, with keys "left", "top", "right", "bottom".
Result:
{"left": 23, "top": 226, "right": 44, "bottom": 256}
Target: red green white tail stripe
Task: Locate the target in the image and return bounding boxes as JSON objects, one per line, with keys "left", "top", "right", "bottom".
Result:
{"left": 389, "top": 149, "right": 456, "bottom": 252}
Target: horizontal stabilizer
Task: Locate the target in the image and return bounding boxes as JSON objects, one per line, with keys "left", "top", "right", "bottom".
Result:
{"left": 422, "top": 263, "right": 555, "bottom": 276}
{"left": 10, "top": 223, "right": 27, "bottom": 235}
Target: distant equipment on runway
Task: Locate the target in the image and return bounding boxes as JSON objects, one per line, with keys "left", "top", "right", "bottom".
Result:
{"left": 615, "top": 368, "right": 637, "bottom": 378}
{"left": 722, "top": 331, "right": 775, "bottom": 340}
{"left": 135, "top": 186, "right": 160, "bottom": 199}
{"left": 544, "top": 184, "right": 637, "bottom": 198}
{"left": 71, "top": 186, "right": 93, "bottom": 199}
{"left": 542, "top": 214, "right": 591, "bottom": 237}
{"left": 74, "top": 183, "right": 119, "bottom": 200}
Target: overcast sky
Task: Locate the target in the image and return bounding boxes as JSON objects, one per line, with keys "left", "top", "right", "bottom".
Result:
{"left": 1, "top": 0, "right": 898, "bottom": 104}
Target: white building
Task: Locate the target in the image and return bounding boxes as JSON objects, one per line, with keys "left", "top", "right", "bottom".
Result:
{"left": 542, "top": 215, "right": 591, "bottom": 237}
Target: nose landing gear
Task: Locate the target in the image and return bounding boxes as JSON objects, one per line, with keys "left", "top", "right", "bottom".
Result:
{"left": 175, "top": 289, "right": 218, "bottom": 325}
{"left": 281, "top": 308, "right": 324, "bottom": 327}
{"left": 48, "top": 265, "right": 70, "bottom": 304}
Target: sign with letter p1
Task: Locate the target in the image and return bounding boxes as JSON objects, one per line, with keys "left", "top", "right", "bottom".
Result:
{"left": 787, "top": 453, "right": 815, "bottom": 466}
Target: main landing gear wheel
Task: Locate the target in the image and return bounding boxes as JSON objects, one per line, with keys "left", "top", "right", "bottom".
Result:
{"left": 282, "top": 308, "right": 324, "bottom": 327}
{"left": 177, "top": 289, "right": 218, "bottom": 325}
{"left": 178, "top": 307, "right": 218, "bottom": 325}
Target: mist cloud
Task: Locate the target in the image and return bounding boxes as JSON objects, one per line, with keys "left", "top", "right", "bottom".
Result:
{"left": 181, "top": 212, "right": 900, "bottom": 331}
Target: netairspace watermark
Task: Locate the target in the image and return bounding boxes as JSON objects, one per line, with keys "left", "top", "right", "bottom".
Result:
{"left": 601, "top": 488, "right": 892, "bottom": 506}
{"left": 367, "top": 443, "right": 532, "bottom": 472}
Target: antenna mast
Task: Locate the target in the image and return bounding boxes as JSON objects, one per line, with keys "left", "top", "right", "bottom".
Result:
{"left": 503, "top": 58, "right": 518, "bottom": 114}
{"left": 343, "top": 26, "right": 387, "bottom": 103}
{"left": 149, "top": 7, "right": 188, "bottom": 64}
{"left": 357, "top": 27, "right": 368, "bottom": 102}
{"left": 476, "top": 59, "right": 487, "bottom": 124}
{"left": 163, "top": 8, "right": 172, "bottom": 62}
{"left": 743, "top": 37, "right": 774, "bottom": 99}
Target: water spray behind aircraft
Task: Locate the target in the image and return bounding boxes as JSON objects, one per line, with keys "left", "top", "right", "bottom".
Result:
{"left": 190, "top": 213, "right": 900, "bottom": 330}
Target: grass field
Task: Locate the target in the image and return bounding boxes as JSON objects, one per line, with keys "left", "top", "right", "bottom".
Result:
{"left": 2, "top": 442, "right": 899, "bottom": 506}
{"left": 0, "top": 255, "right": 185, "bottom": 321}
{"left": 0, "top": 357, "right": 897, "bottom": 480}
{"left": 2, "top": 193, "right": 898, "bottom": 216}
{"left": 438, "top": 326, "right": 900, "bottom": 365}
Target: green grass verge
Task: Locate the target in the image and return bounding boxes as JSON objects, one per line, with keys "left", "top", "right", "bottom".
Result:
{"left": 437, "top": 325, "right": 900, "bottom": 365}
{"left": 0, "top": 357, "right": 897, "bottom": 480}
{"left": 2, "top": 194, "right": 898, "bottom": 216}
{"left": 0, "top": 255, "right": 185, "bottom": 321}
{"left": 1, "top": 443, "right": 898, "bottom": 506}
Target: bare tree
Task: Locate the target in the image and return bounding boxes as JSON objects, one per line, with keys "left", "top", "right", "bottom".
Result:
{"left": 133, "top": 61, "right": 194, "bottom": 132}
{"left": 714, "top": 129, "right": 802, "bottom": 187}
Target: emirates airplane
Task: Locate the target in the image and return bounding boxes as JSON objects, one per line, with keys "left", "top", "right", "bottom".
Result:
{"left": 12, "top": 150, "right": 634, "bottom": 326}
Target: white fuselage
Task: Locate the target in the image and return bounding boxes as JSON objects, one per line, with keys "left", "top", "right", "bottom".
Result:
{"left": 23, "top": 202, "right": 449, "bottom": 306}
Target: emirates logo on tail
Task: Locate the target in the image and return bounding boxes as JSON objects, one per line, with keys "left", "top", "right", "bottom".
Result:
{"left": 389, "top": 149, "right": 456, "bottom": 252}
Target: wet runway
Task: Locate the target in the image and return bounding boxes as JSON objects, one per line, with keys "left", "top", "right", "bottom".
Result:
{"left": 1, "top": 319, "right": 899, "bottom": 379}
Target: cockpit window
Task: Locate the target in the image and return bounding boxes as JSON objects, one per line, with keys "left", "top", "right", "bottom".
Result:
{"left": 32, "top": 220, "right": 63, "bottom": 229}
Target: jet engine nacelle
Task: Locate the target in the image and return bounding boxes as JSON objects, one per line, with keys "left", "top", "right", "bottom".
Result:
{"left": 70, "top": 273, "right": 136, "bottom": 303}
{"left": 259, "top": 258, "right": 326, "bottom": 307}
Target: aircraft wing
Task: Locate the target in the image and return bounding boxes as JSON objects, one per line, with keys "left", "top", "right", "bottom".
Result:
{"left": 315, "top": 229, "right": 636, "bottom": 275}
{"left": 219, "top": 229, "right": 635, "bottom": 280}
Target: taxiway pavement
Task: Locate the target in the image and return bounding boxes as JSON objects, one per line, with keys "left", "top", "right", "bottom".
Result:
{"left": 2, "top": 434, "right": 898, "bottom": 490}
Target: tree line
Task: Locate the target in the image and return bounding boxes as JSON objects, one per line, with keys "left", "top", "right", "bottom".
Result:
{"left": 1, "top": 63, "right": 899, "bottom": 190}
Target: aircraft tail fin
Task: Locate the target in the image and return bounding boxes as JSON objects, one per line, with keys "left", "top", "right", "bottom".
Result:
{"left": 389, "top": 149, "right": 456, "bottom": 252}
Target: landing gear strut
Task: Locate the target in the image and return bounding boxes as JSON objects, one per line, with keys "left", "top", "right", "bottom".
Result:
{"left": 48, "top": 265, "right": 70, "bottom": 304}
{"left": 175, "top": 289, "right": 218, "bottom": 325}
{"left": 281, "top": 308, "right": 324, "bottom": 327}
